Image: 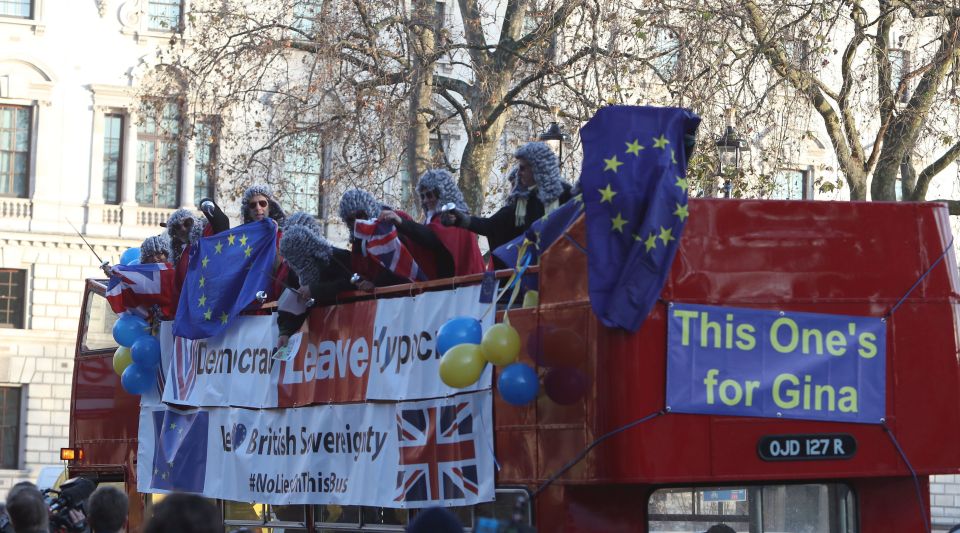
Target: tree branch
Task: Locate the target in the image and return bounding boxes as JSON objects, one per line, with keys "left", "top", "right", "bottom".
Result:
{"left": 915, "top": 140, "right": 960, "bottom": 199}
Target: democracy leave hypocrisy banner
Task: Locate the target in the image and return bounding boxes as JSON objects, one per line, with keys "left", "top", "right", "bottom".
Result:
{"left": 665, "top": 303, "right": 887, "bottom": 424}
{"left": 137, "top": 391, "right": 495, "bottom": 508}
{"left": 159, "top": 286, "right": 493, "bottom": 408}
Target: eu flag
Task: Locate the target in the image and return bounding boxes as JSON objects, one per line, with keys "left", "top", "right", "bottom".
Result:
{"left": 173, "top": 220, "right": 277, "bottom": 339}
{"left": 581, "top": 106, "right": 700, "bottom": 331}
{"left": 150, "top": 408, "right": 209, "bottom": 493}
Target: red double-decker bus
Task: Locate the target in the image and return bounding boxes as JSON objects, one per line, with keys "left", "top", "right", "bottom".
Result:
{"left": 69, "top": 199, "right": 960, "bottom": 532}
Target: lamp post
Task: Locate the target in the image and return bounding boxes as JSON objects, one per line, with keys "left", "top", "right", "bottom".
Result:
{"left": 539, "top": 121, "right": 567, "bottom": 168}
{"left": 715, "top": 112, "right": 749, "bottom": 198}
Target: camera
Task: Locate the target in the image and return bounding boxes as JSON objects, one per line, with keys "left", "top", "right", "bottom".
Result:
{"left": 43, "top": 477, "right": 96, "bottom": 533}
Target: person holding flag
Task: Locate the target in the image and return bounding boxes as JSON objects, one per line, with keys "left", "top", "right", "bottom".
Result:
{"left": 240, "top": 184, "right": 292, "bottom": 300}
{"left": 138, "top": 234, "right": 169, "bottom": 264}
{"left": 443, "top": 141, "right": 573, "bottom": 269}
{"left": 379, "top": 168, "right": 484, "bottom": 278}
{"left": 338, "top": 188, "right": 430, "bottom": 287}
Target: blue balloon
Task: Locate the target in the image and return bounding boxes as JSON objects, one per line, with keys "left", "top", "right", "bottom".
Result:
{"left": 121, "top": 363, "right": 154, "bottom": 395}
{"left": 498, "top": 363, "right": 539, "bottom": 406}
{"left": 127, "top": 258, "right": 141, "bottom": 266}
{"left": 437, "top": 316, "right": 483, "bottom": 356}
{"left": 131, "top": 335, "right": 161, "bottom": 368}
{"left": 112, "top": 313, "right": 150, "bottom": 347}
{"left": 120, "top": 247, "right": 140, "bottom": 265}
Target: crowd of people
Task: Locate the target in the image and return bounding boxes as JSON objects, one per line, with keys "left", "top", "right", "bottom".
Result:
{"left": 111, "top": 140, "right": 572, "bottom": 331}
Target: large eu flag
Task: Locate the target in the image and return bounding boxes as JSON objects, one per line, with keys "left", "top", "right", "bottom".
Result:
{"left": 581, "top": 106, "right": 700, "bottom": 331}
{"left": 150, "top": 408, "right": 209, "bottom": 492}
{"left": 173, "top": 220, "right": 277, "bottom": 339}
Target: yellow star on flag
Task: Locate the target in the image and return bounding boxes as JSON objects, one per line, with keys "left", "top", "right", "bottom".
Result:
{"left": 239, "top": 233, "right": 248, "bottom": 246}
{"left": 203, "top": 309, "right": 212, "bottom": 320}
{"left": 244, "top": 246, "right": 252, "bottom": 258}
{"left": 199, "top": 276, "right": 205, "bottom": 288}
{"left": 220, "top": 312, "right": 229, "bottom": 325}
{"left": 670, "top": 149, "right": 677, "bottom": 164}
{"left": 198, "top": 294, "right": 206, "bottom": 308}
{"left": 632, "top": 233, "right": 643, "bottom": 242}
{"left": 659, "top": 226, "right": 675, "bottom": 245}
{"left": 645, "top": 232, "right": 658, "bottom": 252}
{"left": 598, "top": 184, "right": 617, "bottom": 203}
{"left": 653, "top": 134, "right": 669, "bottom": 149}
{"left": 611, "top": 212, "right": 628, "bottom": 233}
{"left": 227, "top": 234, "right": 236, "bottom": 245}
{"left": 202, "top": 256, "right": 210, "bottom": 268}
{"left": 604, "top": 155, "right": 624, "bottom": 172}
{"left": 674, "top": 203, "right": 689, "bottom": 222}
{"left": 214, "top": 241, "right": 223, "bottom": 254}
{"left": 675, "top": 176, "right": 689, "bottom": 194}
{"left": 169, "top": 422, "right": 177, "bottom": 430}
{"left": 625, "top": 139, "right": 644, "bottom": 156}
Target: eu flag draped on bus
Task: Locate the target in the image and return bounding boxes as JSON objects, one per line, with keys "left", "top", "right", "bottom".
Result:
{"left": 580, "top": 106, "right": 701, "bottom": 331}
{"left": 492, "top": 197, "right": 585, "bottom": 288}
{"left": 150, "top": 408, "right": 209, "bottom": 492}
{"left": 173, "top": 220, "right": 277, "bottom": 339}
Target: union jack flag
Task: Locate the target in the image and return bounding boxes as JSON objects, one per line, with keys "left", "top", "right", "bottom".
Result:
{"left": 106, "top": 263, "right": 176, "bottom": 318}
{"left": 169, "top": 336, "right": 200, "bottom": 402}
{"left": 354, "top": 219, "right": 428, "bottom": 282}
{"left": 394, "top": 402, "right": 479, "bottom": 503}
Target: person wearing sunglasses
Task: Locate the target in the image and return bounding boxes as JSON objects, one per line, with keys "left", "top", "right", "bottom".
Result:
{"left": 442, "top": 141, "right": 572, "bottom": 269}
{"left": 241, "top": 184, "right": 287, "bottom": 226}
{"left": 379, "top": 169, "right": 484, "bottom": 279}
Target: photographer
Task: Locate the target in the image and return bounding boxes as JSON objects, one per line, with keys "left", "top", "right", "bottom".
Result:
{"left": 6, "top": 482, "right": 48, "bottom": 533}
{"left": 42, "top": 477, "right": 95, "bottom": 533}
{"left": 85, "top": 486, "right": 127, "bottom": 533}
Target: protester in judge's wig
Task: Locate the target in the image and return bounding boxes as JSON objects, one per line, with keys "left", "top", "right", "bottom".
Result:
{"left": 338, "top": 188, "right": 418, "bottom": 288}
{"left": 138, "top": 234, "right": 170, "bottom": 264}
{"left": 379, "top": 168, "right": 484, "bottom": 278}
{"left": 241, "top": 184, "right": 287, "bottom": 226}
{"left": 443, "top": 141, "right": 572, "bottom": 268}
{"left": 277, "top": 212, "right": 355, "bottom": 346}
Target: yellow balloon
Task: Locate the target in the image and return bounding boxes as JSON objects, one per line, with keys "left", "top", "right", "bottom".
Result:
{"left": 439, "top": 343, "right": 486, "bottom": 388}
{"left": 522, "top": 290, "right": 539, "bottom": 308}
{"left": 481, "top": 323, "right": 522, "bottom": 366}
{"left": 113, "top": 346, "right": 133, "bottom": 376}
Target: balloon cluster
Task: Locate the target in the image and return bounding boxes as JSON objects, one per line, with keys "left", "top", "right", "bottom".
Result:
{"left": 111, "top": 312, "right": 158, "bottom": 395}
{"left": 437, "top": 316, "right": 538, "bottom": 406}
{"left": 529, "top": 325, "right": 588, "bottom": 405}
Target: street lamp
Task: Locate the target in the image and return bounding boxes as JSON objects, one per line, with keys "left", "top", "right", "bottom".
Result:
{"left": 715, "top": 110, "right": 749, "bottom": 198}
{"left": 539, "top": 121, "right": 568, "bottom": 168}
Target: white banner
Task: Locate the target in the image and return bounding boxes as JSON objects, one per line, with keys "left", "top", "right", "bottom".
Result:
{"left": 137, "top": 392, "right": 495, "bottom": 508}
{"left": 160, "top": 286, "right": 492, "bottom": 407}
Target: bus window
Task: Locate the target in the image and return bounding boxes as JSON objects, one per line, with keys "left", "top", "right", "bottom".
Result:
{"left": 80, "top": 288, "right": 118, "bottom": 354}
{"left": 474, "top": 488, "right": 533, "bottom": 526}
{"left": 648, "top": 483, "right": 857, "bottom": 533}
{"left": 223, "top": 502, "right": 306, "bottom": 532}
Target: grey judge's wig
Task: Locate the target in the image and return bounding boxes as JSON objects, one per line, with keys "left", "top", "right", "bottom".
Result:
{"left": 416, "top": 169, "right": 470, "bottom": 214}
{"left": 338, "top": 189, "right": 382, "bottom": 223}
{"left": 241, "top": 184, "right": 287, "bottom": 225}
{"left": 514, "top": 141, "right": 565, "bottom": 204}
{"left": 279, "top": 225, "right": 334, "bottom": 287}
{"left": 164, "top": 208, "right": 206, "bottom": 264}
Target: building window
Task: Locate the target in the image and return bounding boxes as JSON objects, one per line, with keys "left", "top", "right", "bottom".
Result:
{"left": 0, "top": 387, "right": 20, "bottom": 469}
{"left": 292, "top": 0, "right": 320, "bottom": 36}
{"left": 0, "top": 104, "right": 30, "bottom": 198}
{"left": 193, "top": 120, "right": 217, "bottom": 205}
{"left": 282, "top": 134, "right": 325, "bottom": 215}
{"left": 102, "top": 113, "right": 124, "bottom": 205}
{"left": 0, "top": 269, "right": 25, "bottom": 329}
{"left": 0, "top": 0, "right": 31, "bottom": 19}
{"left": 770, "top": 169, "right": 810, "bottom": 200}
{"left": 137, "top": 100, "right": 181, "bottom": 208}
{"left": 890, "top": 49, "right": 911, "bottom": 103}
{"left": 650, "top": 27, "right": 681, "bottom": 79}
{"left": 147, "top": 0, "right": 182, "bottom": 32}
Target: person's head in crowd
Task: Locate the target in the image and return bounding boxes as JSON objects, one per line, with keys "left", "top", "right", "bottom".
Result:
{"left": 163, "top": 209, "right": 205, "bottom": 264}
{"left": 406, "top": 507, "right": 463, "bottom": 533}
{"left": 142, "top": 493, "right": 223, "bottom": 533}
{"left": 280, "top": 219, "right": 335, "bottom": 284}
{"left": 139, "top": 234, "right": 170, "bottom": 264}
{"left": 283, "top": 211, "right": 323, "bottom": 234}
{"left": 512, "top": 141, "right": 564, "bottom": 204}
{"left": 706, "top": 524, "right": 737, "bottom": 533}
{"left": 241, "top": 184, "right": 286, "bottom": 225}
{"left": 338, "top": 189, "right": 382, "bottom": 238}
{"left": 416, "top": 169, "right": 470, "bottom": 221}
{"left": 5, "top": 481, "right": 48, "bottom": 533}
{"left": 86, "top": 486, "right": 128, "bottom": 533}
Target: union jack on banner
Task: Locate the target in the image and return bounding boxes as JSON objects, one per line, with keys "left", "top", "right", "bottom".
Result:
{"left": 170, "top": 337, "right": 200, "bottom": 402}
{"left": 106, "top": 263, "right": 176, "bottom": 318}
{"left": 394, "top": 402, "right": 479, "bottom": 503}
{"left": 354, "top": 219, "right": 428, "bottom": 282}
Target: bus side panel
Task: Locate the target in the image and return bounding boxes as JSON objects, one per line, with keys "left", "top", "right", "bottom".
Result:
{"left": 855, "top": 476, "right": 930, "bottom": 533}
{"left": 535, "top": 484, "right": 649, "bottom": 533}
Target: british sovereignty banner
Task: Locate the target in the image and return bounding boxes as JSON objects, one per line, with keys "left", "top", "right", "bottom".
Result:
{"left": 161, "top": 286, "right": 492, "bottom": 407}
{"left": 137, "top": 391, "right": 495, "bottom": 507}
{"left": 665, "top": 303, "right": 886, "bottom": 424}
